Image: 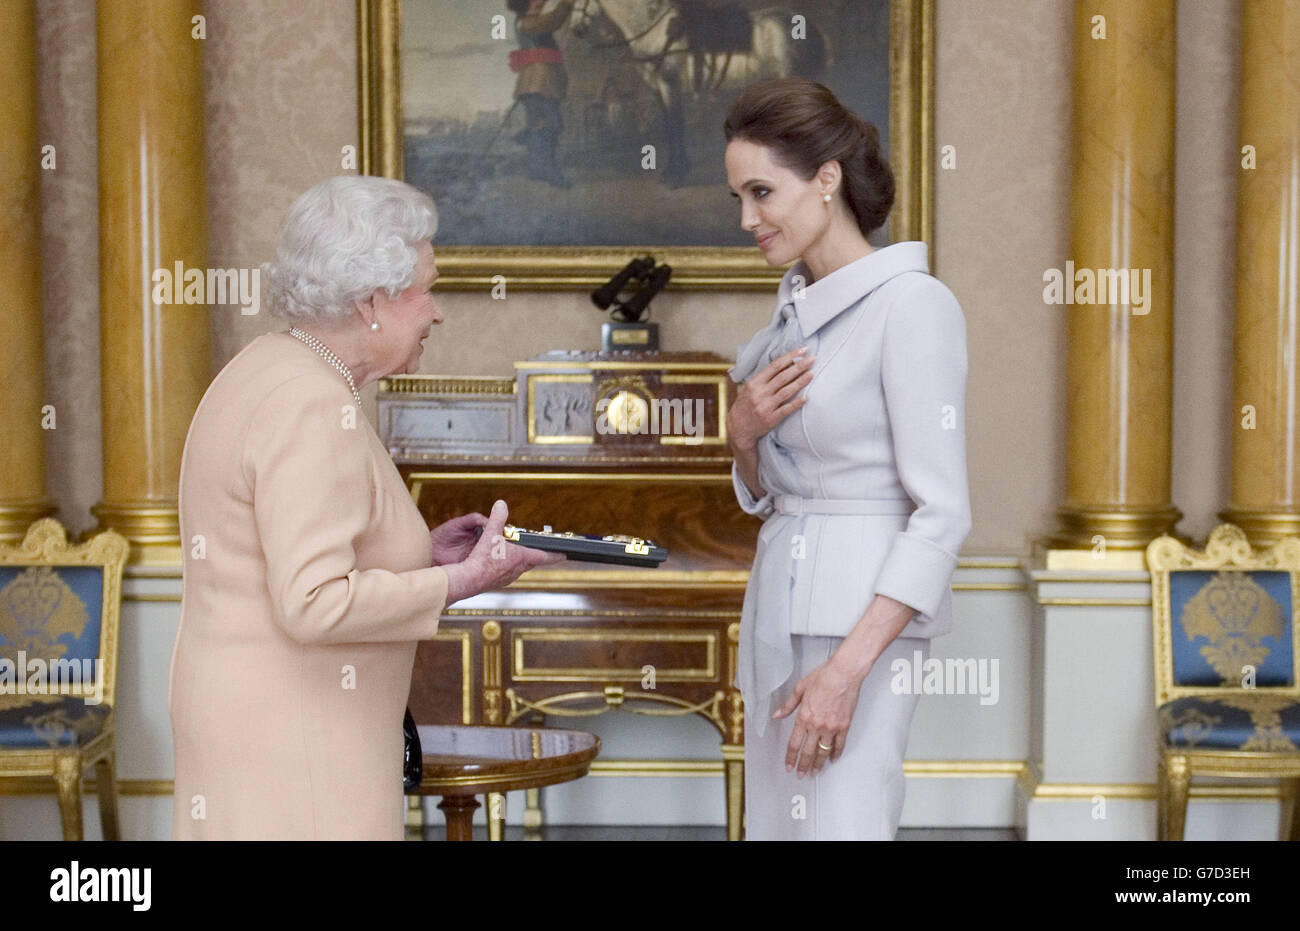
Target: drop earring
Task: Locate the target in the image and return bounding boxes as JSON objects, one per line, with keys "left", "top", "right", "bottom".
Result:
{"left": 370, "top": 320, "right": 379, "bottom": 331}
{"left": 822, "top": 192, "right": 832, "bottom": 203}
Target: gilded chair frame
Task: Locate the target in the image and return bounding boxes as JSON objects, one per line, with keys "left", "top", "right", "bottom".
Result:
{"left": 0, "top": 519, "right": 129, "bottom": 840}
{"left": 1146, "top": 523, "right": 1300, "bottom": 840}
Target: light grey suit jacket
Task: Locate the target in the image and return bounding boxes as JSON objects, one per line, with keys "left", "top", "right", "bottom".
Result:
{"left": 729, "top": 241, "right": 970, "bottom": 729}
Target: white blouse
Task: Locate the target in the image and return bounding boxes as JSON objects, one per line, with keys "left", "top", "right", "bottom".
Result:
{"left": 729, "top": 241, "right": 971, "bottom": 736}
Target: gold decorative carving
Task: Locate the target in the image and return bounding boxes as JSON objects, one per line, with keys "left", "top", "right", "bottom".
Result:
{"left": 504, "top": 687, "right": 726, "bottom": 735}
{"left": 446, "top": 608, "right": 738, "bottom": 617}
{"left": 379, "top": 375, "right": 516, "bottom": 395}
{"left": 727, "top": 690, "right": 744, "bottom": 747}
{"left": 526, "top": 375, "right": 595, "bottom": 445}
{"left": 409, "top": 471, "right": 733, "bottom": 483}
{"left": 401, "top": 452, "right": 736, "bottom": 465}
{"left": 0, "top": 567, "right": 90, "bottom": 658}
{"left": 482, "top": 620, "right": 503, "bottom": 724}
{"left": 484, "top": 690, "right": 502, "bottom": 725}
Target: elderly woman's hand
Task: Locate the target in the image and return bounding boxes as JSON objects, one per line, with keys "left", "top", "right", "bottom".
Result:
{"left": 440, "top": 500, "right": 564, "bottom": 604}
{"left": 429, "top": 512, "right": 489, "bottom": 566}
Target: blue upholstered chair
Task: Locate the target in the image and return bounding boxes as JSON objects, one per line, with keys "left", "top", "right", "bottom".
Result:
{"left": 1146, "top": 523, "right": 1300, "bottom": 840}
{"left": 0, "top": 519, "right": 128, "bottom": 840}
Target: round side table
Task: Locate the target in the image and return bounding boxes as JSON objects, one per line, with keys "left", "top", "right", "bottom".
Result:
{"left": 412, "top": 725, "right": 600, "bottom": 840}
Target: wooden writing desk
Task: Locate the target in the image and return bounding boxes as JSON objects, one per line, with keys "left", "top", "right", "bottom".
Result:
{"left": 379, "top": 351, "right": 759, "bottom": 839}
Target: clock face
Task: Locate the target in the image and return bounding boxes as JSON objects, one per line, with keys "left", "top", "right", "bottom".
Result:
{"left": 605, "top": 389, "right": 649, "bottom": 434}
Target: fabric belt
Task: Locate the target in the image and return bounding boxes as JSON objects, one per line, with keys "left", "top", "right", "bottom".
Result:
{"left": 773, "top": 495, "right": 915, "bottom": 516}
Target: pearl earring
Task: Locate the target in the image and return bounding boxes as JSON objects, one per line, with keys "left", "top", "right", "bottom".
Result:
{"left": 823, "top": 193, "right": 832, "bottom": 203}
{"left": 370, "top": 321, "right": 379, "bottom": 331}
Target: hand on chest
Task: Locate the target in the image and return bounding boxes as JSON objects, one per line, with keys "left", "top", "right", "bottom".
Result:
{"left": 768, "top": 309, "right": 889, "bottom": 453}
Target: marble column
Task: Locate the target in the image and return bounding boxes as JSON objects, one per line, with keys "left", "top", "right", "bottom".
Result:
{"left": 0, "top": 0, "right": 57, "bottom": 541}
{"left": 1220, "top": 0, "right": 1300, "bottom": 546}
{"left": 92, "top": 0, "right": 210, "bottom": 565}
{"left": 1039, "top": 0, "right": 1183, "bottom": 568}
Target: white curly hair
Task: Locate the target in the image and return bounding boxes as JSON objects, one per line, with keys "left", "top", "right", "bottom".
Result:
{"left": 262, "top": 175, "right": 438, "bottom": 324}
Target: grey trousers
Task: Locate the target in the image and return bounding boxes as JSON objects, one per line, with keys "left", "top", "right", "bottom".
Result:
{"left": 743, "top": 633, "right": 929, "bottom": 840}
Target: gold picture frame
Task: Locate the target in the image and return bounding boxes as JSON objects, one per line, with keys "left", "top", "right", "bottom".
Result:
{"left": 357, "top": 0, "right": 935, "bottom": 290}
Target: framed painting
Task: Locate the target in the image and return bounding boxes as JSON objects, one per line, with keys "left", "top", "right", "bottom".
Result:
{"left": 358, "top": 0, "right": 934, "bottom": 289}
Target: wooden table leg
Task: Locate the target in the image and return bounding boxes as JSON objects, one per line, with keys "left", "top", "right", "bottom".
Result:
{"left": 487, "top": 792, "right": 505, "bottom": 841}
{"left": 523, "top": 786, "right": 543, "bottom": 840}
{"left": 404, "top": 795, "right": 425, "bottom": 836}
{"left": 722, "top": 744, "right": 745, "bottom": 841}
{"left": 438, "top": 795, "right": 481, "bottom": 841}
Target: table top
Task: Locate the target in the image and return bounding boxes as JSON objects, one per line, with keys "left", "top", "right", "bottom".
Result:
{"left": 414, "top": 724, "right": 601, "bottom": 796}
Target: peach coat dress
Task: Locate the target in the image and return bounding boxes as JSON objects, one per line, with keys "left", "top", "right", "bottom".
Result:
{"left": 169, "top": 331, "right": 448, "bottom": 840}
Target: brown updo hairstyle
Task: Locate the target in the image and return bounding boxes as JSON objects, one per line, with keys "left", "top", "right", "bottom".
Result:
{"left": 724, "top": 77, "right": 894, "bottom": 238}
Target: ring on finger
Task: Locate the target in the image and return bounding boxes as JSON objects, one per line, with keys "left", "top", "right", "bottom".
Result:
{"left": 816, "top": 739, "right": 833, "bottom": 752}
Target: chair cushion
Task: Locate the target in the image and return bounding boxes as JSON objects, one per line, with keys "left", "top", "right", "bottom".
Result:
{"left": 0, "top": 698, "right": 111, "bottom": 748}
{"left": 1160, "top": 694, "right": 1300, "bottom": 751}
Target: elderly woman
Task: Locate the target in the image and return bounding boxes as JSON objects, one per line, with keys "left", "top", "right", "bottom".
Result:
{"left": 168, "top": 175, "right": 561, "bottom": 840}
{"left": 723, "top": 78, "right": 971, "bottom": 839}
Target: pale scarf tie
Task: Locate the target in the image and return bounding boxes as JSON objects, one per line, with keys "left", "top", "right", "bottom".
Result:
{"left": 730, "top": 299, "right": 806, "bottom": 736}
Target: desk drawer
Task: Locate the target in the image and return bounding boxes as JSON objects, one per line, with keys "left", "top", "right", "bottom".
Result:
{"left": 511, "top": 627, "right": 719, "bottom": 682}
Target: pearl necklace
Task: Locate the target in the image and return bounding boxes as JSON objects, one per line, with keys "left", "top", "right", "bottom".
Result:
{"left": 287, "top": 327, "right": 362, "bottom": 406}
